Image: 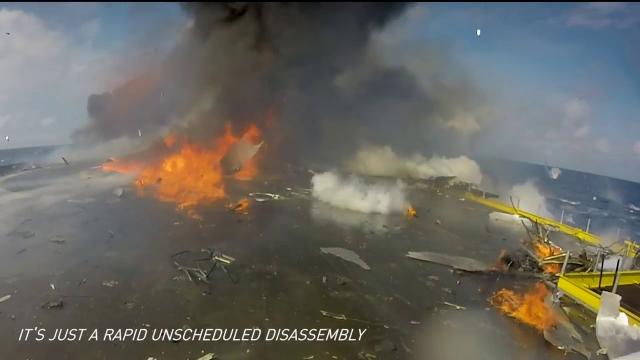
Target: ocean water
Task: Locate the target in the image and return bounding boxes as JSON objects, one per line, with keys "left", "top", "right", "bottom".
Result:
{"left": 479, "top": 157, "right": 640, "bottom": 243}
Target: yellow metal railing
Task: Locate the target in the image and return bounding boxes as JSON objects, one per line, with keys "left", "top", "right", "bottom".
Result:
{"left": 557, "top": 271, "right": 640, "bottom": 326}
{"left": 466, "top": 192, "right": 601, "bottom": 245}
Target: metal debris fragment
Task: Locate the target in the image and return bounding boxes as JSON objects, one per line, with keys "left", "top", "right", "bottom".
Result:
{"left": 442, "top": 301, "right": 466, "bottom": 310}
{"left": 196, "top": 353, "right": 216, "bottom": 360}
{"left": 42, "top": 299, "right": 64, "bottom": 309}
{"left": 320, "top": 310, "right": 347, "bottom": 320}
{"left": 102, "top": 280, "right": 119, "bottom": 288}
{"left": 50, "top": 235, "right": 66, "bottom": 244}
{"left": 114, "top": 187, "right": 124, "bottom": 198}
{"left": 248, "top": 192, "right": 283, "bottom": 202}
{"left": 0, "top": 294, "right": 11, "bottom": 303}
{"left": 171, "top": 249, "right": 237, "bottom": 285}
{"left": 320, "top": 247, "right": 371, "bottom": 270}
{"left": 406, "top": 251, "right": 491, "bottom": 272}
{"left": 61, "top": 157, "right": 69, "bottom": 165}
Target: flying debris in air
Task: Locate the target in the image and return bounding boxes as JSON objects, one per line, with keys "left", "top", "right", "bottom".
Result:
{"left": 4, "top": 135, "right": 9, "bottom": 142}
{"left": 476, "top": 28, "right": 481, "bottom": 37}
{"left": 138, "top": 129, "right": 142, "bottom": 137}
{"left": 544, "top": 160, "right": 561, "bottom": 180}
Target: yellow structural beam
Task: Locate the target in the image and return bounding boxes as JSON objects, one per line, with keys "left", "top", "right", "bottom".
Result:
{"left": 558, "top": 271, "right": 640, "bottom": 326}
{"left": 466, "top": 193, "right": 601, "bottom": 245}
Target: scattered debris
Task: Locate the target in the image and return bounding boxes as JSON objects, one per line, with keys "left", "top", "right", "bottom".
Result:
{"left": 248, "top": 192, "right": 283, "bottom": 202}
{"left": 358, "top": 352, "right": 377, "bottom": 360}
{"left": 406, "top": 251, "right": 491, "bottom": 272}
{"left": 320, "top": 247, "right": 371, "bottom": 270}
{"left": 49, "top": 283, "right": 55, "bottom": 290}
{"left": 15, "top": 248, "right": 26, "bottom": 255}
{"left": 42, "top": 299, "right": 64, "bottom": 309}
{"left": 220, "top": 137, "right": 263, "bottom": 174}
{"left": 61, "top": 157, "right": 69, "bottom": 165}
{"left": 171, "top": 249, "right": 237, "bottom": 285}
{"left": 0, "top": 294, "right": 11, "bottom": 303}
{"left": 406, "top": 206, "right": 418, "bottom": 218}
{"left": 435, "top": 219, "right": 441, "bottom": 225}
{"left": 410, "top": 320, "right": 421, "bottom": 325}
{"left": 320, "top": 310, "right": 347, "bottom": 320}
{"left": 102, "top": 280, "right": 119, "bottom": 288}
{"left": 319, "top": 310, "right": 382, "bottom": 327}
{"left": 543, "top": 301, "right": 590, "bottom": 359}
{"left": 442, "top": 301, "right": 466, "bottom": 310}
{"left": 227, "top": 198, "right": 249, "bottom": 214}
{"left": 49, "top": 235, "right": 66, "bottom": 244}
{"left": 596, "top": 291, "right": 640, "bottom": 359}
{"left": 114, "top": 187, "right": 124, "bottom": 198}
{"left": 196, "top": 353, "right": 216, "bottom": 360}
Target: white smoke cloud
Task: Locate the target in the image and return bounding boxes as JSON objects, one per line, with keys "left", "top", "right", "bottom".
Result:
{"left": 311, "top": 171, "right": 407, "bottom": 214}
{"left": 508, "top": 180, "right": 552, "bottom": 218}
{"left": 347, "top": 145, "right": 483, "bottom": 184}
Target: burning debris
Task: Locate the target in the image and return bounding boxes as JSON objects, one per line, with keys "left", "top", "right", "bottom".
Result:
{"left": 490, "top": 282, "right": 557, "bottom": 332}
{"left": 406, "top": 206, "right": 417, "bottom": 218}
{"left": 227, "top": 197, "right": 250, "bottom": 215}
{"left": 101, "top": 124, "right": 263, "bottom": 218}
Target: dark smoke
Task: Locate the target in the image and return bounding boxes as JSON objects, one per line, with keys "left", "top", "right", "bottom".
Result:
{"left": 73, "top": 3, "right": 484, "bottom": 165}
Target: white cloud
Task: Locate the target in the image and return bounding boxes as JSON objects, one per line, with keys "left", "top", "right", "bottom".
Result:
{"left": 0, "top": 8, "right": 164, "bottom": 148}
{"left": 0, "top": 9, "right": 67, "bottom": 96}
{"left": 563, "top": 97, "right": 589, "bottom": 125}
{"left": 566, "top": 3, "right": 640, "bottom": 29}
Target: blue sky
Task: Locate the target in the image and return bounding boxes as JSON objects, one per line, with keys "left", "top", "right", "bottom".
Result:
{"left": 0, "top": 3, "right": 639, "bottom": 181}
{"left": 414, "top": 3, "right": 640, "bottom": 180}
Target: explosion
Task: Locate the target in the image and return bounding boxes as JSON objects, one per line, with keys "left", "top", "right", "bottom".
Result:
{"left": 490, "top": 282, "right": 557, "bottom": 332}
{"left": 102, "top": 123, "right": 262, "bottom": 218}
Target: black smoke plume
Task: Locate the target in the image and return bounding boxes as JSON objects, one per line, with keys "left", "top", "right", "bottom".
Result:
{"left": 73, "top": 3, "right": 484, "bottom": 165}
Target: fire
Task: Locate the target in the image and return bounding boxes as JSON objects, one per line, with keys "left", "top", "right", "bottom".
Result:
{"left": 490, "top": 282, "right": 557, "bottom": 332}
{"left": 532, "top": 241, "right": 563, "bottom": 274}
{"left": 228, "top": 197, "right": 250, "bottom": 214}
{"left": 233, "top": 124, "right": 262, "bottom": 181}
{"left": 406, "top": 206, "right": 417, "bottom": 218}
{"left": 102, "top": 123, "right": 262, "bottom": 217}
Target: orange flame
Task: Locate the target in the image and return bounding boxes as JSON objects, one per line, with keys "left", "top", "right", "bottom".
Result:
{"left": 228, "top": 197, "right": 250, "bottom": 214}
{"left": 102, "top": 123, "right": 262, "bottom": 217}
{"left": 532, "top": 241, "right": 563, "bottom": 274}
{"left": 406, "top": 206, "right": 417, "bottom": 218}
{"left": 490, "top": 282, "right": 557, "bottom": 332}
